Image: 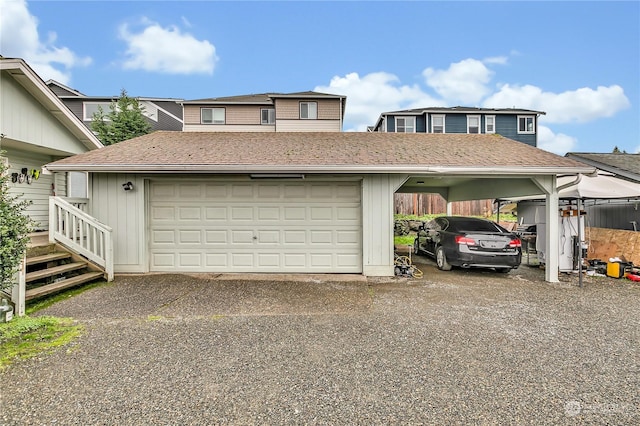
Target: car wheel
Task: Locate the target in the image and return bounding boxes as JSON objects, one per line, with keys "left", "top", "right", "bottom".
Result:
{"left": 413, "top": 239, "right": 421, "bottom": 255}
{"left": 496, "top": 268, "right": 512, "bottom": 273}
{"left": 436, "top": 246, "right": 452, "bottom": 271}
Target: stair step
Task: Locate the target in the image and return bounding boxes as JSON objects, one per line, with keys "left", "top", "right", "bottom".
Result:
{"left": 26, "top": 252, "right": 72, "bottom": 266}
{"left": 25, "top": 271, "right": 104, "bottom": 301}
{"left": 28, "top": 231, "right": 51, "bottom": 248}
{"left": 25, "top": 262, "right": 87, "bottom": 283}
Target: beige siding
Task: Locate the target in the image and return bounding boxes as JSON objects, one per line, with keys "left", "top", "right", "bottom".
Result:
{"left": 184, "top": 124, "right": 275, "bottom": 132}
{"left": 89, "top": 173, "right": 146, "bottom": 272}
{"left": 275, "top": 99, "right": 342, "bottom": 120}
{"left": 0, "top": 72, "right": 88, "bottom": 155}
{"left": 275, "top": 120, "right": 341, "bottom": 132}
{"left": 226, "top": 105, "right": 263, "bottom": 125}
{"left": 183, "top": 105, "right": 201, "bottom": 125}
{"left": 4, "top": 148, "right": 57, "bottom": 230}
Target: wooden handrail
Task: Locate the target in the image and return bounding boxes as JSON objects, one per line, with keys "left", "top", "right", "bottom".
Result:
{"left": 49, "top": 197, "right": 113, "bottom": 281}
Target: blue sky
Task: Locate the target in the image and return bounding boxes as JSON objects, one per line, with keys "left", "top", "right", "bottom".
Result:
{"left": 1, "top": 0, "right": 638, "bottom": 155}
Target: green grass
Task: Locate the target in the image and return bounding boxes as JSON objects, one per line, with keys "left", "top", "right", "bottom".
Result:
{"left": 26, "top": 280, "right": 107, "bottom": 315}
{"left": 0, "top": 280, "right": 107, "bottom": 370}
{"left": 394, "top": 235, "right": 415, "bottom": 246}
{"left": 0, "top": 315, "right": 82, "bottom": 370}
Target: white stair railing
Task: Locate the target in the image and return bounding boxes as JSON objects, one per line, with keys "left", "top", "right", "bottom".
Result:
{"left": 49, "top": 196, "right": 114, "bottom": 282}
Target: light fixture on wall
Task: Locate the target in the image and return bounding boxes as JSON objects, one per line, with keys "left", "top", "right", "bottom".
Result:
{"left": 122, "top": 181, "right": 134, "bottom": 191}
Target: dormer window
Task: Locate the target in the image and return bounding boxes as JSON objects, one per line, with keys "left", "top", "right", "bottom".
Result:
{"left": 300, "top": 102, "right": 317, "bottom": 119}
{"left": 201, "top": 108, "right": 225, "bottom": 124}
{"left": 518, "top": 116, "right": 535, "bottom": 134}
{"left": 395, "top": 116, "right": 415, "bottom": 133}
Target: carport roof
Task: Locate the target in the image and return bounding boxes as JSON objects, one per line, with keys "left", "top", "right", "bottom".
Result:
{"left": 46, "top": 131, "right": 594, "bottom": 175}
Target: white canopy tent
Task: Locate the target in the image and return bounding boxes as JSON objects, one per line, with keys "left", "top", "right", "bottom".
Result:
{"left": 501, "top": 171, "right": 640, "bottom": 286}
{"left": 505, "top": 171, "right": 640, "bottom": 201}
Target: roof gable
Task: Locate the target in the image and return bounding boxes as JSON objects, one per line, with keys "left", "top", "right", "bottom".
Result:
{"left": 1, "top": 58, "right": 102, "bottom": 151}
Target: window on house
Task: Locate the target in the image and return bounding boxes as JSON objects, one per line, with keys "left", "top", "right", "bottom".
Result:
{"left": 261, "top": 108, "right": 275, "bottom": 125}
{"left": 518, "top": 116, "right": 535, "bottom": 134}
{"left": 431, "top": 115, "right": 445, "bottom": 133}
{"left": 67, "top": 172, "right": 88, "bottom": 198}
{"left": 467, "top": 115, "right": 480, "bottom": 134}
{"left": 485, "top": 115, "right": 496, "bottom": 133}
{"left": 395, "top": 117, "right": 416, "bottom": 133}
{"left": 201, "top": 108, "right": 225, "bottom": 124}
{"left": 300, "top": 102, "right": 317, "bottom": 119}
{"left": 83, "top": 102, "right": 112, "bottom": 120}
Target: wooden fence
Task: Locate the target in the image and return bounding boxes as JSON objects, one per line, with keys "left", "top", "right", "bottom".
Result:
{"left": 394, "top": 193, "right": 494, "bottom": 217}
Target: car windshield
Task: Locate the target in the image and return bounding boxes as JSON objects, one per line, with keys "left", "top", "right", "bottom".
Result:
{"left": 448, "top": 219, "right": 502, "bottom": 233}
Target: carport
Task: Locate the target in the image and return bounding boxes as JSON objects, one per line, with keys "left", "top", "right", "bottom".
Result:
{"left": 45, "top": 131, "right": 594, "bottom": 282}
{"left": 397, "top": 173, "right": 574, "bottom": 282}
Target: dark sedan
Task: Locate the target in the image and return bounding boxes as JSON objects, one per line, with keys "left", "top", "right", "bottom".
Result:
{"left": 413, "top": 216, "right": 522, "bottom": 272}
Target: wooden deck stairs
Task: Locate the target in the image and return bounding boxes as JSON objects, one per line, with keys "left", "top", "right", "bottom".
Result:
{"left": 25, "top": 232, "right": 105, "bottom": 301}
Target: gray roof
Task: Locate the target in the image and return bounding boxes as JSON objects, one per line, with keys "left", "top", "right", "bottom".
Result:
{"left": 381, "top": 106, "right": 546, "bottom": 115}
{"left": 46, "top": 131, "right": 592, "bottom": 176}
{"left": 565, "top": 153, "right": 640, "bottom": 181}
{"left": 183, "top": 91, "right": 345, "bottom": 104}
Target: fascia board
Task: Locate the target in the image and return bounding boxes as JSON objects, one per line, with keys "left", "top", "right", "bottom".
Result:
{"left": 45, "top": 164, "right": 596, "bottom": 176}
{"left": 2, "top": 59, "right": 103, "bottom": 151}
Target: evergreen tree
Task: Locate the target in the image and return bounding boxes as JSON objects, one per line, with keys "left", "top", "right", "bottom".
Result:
{"left": 91, "top": 89, "right": 152, "bottom": 146}
{"left": 0, "top": 152, "right": 33, "bottom": 291}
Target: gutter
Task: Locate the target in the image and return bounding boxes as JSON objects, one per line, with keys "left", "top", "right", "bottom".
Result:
{"left": 44, "top": 164, "right": 597, "bottom": 175}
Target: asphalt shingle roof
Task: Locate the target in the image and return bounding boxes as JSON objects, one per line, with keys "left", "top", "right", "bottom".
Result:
{"left": 566, "top": 153, "right": 640, "bottom": 176}
{"left": 47, "top": 131, "right": 592, "bottom": 174}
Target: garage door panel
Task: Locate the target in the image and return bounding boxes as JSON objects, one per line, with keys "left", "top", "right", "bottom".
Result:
{"left": 205, "top": 207, "right": 227, "bottom": 220}
{"left": 257, "top": 230, "right": 280, "bottom": 244}
{"left": 151, "top": 206, "right": 175, "bottom": 221}
{"left": 231, "top": 207, "right": 254, "bottom": 220}
{"left": 179, "top": 230, "right": 201, "bottom": 244}
{"left": 178, "top": 184, "right": 202, "bottom": 198}
{"left": 179, "top": 207, "right": 201, "bottom": 220}
{"left": 152, "top": 230, "right": 175, "bottom": 244}
{"left": 231, "top": 230, "right": 254, "bottom": 244}
{"left": 205, "top": 230, "right": 228, "bottom": 244}
{"left": 150, "top": 181, "right": 361, "bottom": 273}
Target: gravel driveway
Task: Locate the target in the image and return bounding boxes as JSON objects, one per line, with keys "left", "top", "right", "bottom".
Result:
{"left": 1, "top": 261, "right": 639, "bottom": 425}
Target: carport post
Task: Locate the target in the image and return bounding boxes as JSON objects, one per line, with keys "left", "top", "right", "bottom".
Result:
{"left": 545, "top": 189, "right": 560, "bottom": 282}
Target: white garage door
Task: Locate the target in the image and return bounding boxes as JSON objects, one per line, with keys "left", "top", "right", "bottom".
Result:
{"left": 149, "top": 180, "right": 362, "bottom": 273}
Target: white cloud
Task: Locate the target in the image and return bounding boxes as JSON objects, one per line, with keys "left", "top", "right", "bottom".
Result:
{"left": 537, "top": 125, "right": 577, "bottom": 155}
{"left": 483, "top": 84, "right": 630, "bottom": 123}
{"left": 0, "top": 0, "right": 91, "bottom": 83}
{"left": 422, "top": 58, "right": 495, "bottom": 105}
{"left": 315, "top": 72, "right": 441, "bottom": 131}
{"left": 119, "top": 20, "right": 217, "bottom": 75}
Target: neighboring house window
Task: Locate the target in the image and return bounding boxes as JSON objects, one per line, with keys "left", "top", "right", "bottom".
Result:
{"left": 431, "top": 115, "right": 445, "bottom": 133}
{"left": 201, "top": 108, "right": 225, "bottom": 124}
{"left": 261, "top": 108, "right": 275, "bottom": 125}
{"left": 300, "top": 102, "right": 317, "bottom": 119}
{"left": 485, "top": 115, "right": 496, "bottom": 134}
{"left": 467, "top": 115, "right": 480, "bottom": 134}
{"left": 395, "top": 117, "right": 416, "bottom": 133}
{"left": 518, "top": 116, "right": 535, "bottom": 134}
{"left": 83, "top": 102, "right": 112, "bottom": 120}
